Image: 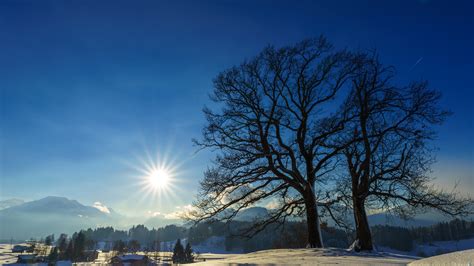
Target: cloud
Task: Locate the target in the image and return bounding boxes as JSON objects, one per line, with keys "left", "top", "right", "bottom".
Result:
{"left": 264, "top": 199, "right": 280, "bottom": 210}
{"left": 151, "top": 211, "right": 161, "bottom": 217}
{"left": 93, "top": 201, "right": 111, "bottom": 214}
{"left": 164, "top": 204, "right": 195, "bottom": 219}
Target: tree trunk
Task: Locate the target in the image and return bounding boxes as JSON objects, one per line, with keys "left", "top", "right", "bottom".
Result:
{"left": 352, "top": 196, "right": 373, "bottom": 251}
{"left": 304, "top": 189, "right": 324, "bottom": 248}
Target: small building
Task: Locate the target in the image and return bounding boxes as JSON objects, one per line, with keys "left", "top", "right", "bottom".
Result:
{"left": 17, "top": 254, "right": 37, "bottom": 263}
{"left": 111, "top": 254, "right": 150, "bottom": 266}
{"left": 12, "top": 245, "right": 29, "bottom": 253}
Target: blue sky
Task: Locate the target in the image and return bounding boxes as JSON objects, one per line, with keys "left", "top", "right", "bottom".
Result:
{"left": 1, "top": 0, "right": 473, "bottom": 216}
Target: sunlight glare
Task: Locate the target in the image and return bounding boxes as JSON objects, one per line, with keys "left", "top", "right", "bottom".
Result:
{"left": 149, "top": 168, "right": 170, "bottom": 189}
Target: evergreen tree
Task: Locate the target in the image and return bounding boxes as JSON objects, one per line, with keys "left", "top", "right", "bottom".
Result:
{"left": 64, "top": 240, "right": 74, "bottom": 261}
{"left": 172, "top": 239, "right": 185, "bottom": 263}
{"left": 128, "top": 240, "right": 141, "bottom": 254}
{"left": 73, "top": 231, "right": 86, "bottom": 261}
{"left": 184, "top": 243, "right": 194, "bottom": 263}
{"left": 113, "top": 240, "right": 127, "bottom": 254}
{"left": 48, "top": 247, "right": 59, "bottom": 263}
{"left": 57, "top": 233, "right": 68, "bottom": 259}
{"left": 45, "top": 234, "right": 54, "bottom": 246}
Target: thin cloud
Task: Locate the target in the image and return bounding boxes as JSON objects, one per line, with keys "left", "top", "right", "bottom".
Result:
{"left": 93, "top": 201, "right": 111, "bottom": 214}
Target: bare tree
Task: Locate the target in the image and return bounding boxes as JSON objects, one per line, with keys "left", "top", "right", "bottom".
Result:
{"left": 340, "top": 53, "right": 473, "bottom": 251}
{"left": 191, "top": 37, "right": 358, "bottom": 248}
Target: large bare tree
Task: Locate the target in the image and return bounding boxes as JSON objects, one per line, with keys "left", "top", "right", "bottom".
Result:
{"left": 191, "top": 37, "right": 357, "bottom": 248}
{"left": 340, "top": 53, "right": 473, "bottom": 251}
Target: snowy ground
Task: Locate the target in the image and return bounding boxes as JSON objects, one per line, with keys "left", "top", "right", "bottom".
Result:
{"left": 414, "top": 238, "right": 474, "bottom": 257}
{"left": 0, "top": 244, "right": 23, "bottom": 265}
{"left": 192, "top": 248, "right": 419, "bottom": 266}
{"left": 2, "top": 243, "right": 473, "bottom": 265}
{"left": 409, "top": 249, "right": 474, "bottom": 265}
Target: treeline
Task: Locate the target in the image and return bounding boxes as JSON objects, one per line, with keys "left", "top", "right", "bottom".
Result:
{"left": 81, "top": 224, "right": 186, "bottom": 249}
{"left": 43, "top": 218, "right": 474, "bottom": 257}
{"left": 70, "top": 220, "right": 350, "bottom": 253}
{"left": 189, "top": 220, "right": 350, "bottom": 252}
{"left": 44, "top": 231, "right": 95, "bottom": 262}
{"left": 372, "top": 219, "right": 474, "bottom": 251}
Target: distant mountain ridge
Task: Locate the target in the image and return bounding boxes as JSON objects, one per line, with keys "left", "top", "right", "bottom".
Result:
{"left": 1, "top": 196, "right": 468, "bottom": 241}
{"left": 0, "top": 198, "right": 25, "bottom": 210}
{"left": 0, "top": 196, "right": 124, "bottom": 240}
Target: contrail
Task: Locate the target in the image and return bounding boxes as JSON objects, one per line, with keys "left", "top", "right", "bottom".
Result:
{"left": 410, "top": 57, "right": 423, "bottom": 71}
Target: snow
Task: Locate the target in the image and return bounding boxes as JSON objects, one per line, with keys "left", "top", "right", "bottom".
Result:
{"left": 414, "top": 238, "right": 474, "bottom": 257}
{"left": 409, "top": 249, "right": 474, "bottom": 265}
{"left": 192, "top": 248, "right": 419, "bottom": 265}
{"left": 376, "top": 237, "right": 474, "bottom": 258}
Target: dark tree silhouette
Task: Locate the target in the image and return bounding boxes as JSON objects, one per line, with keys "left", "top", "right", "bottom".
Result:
{"left": 48, "top": 247, "right": 59, "bottom": 263}
{"left": 44, "top": 234, "right": 54, "bottom": 246}
{"left": 339, "top": 53, "right": 473, "bottom": 251}
{"left": 172, "top": 239, "right": 185, "bottom": 263}
{"left": 184, "top": 243, "right": 194, "bottom": 263}
{"left": 127, "top": 239, "right": 141, "bottom": 254}
{"left": 191, "top": 36, "right": 358, "bottom": 247}
{"left": 112, "top": 240, "right": 127, "bottom": 254}
{"left": 56, "top": 234, "right": 68, "bottom": 255}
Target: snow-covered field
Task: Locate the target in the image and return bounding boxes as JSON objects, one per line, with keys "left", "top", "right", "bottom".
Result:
{"left": 2, "top": 243, "right": 473, "bottom": 265}
{"left": 193, "top": 248, "right": 419, "bottom": 265}
{"left": 409, "top": 249, "right": 474, "bottom": 265}
{"left": 0, "top": 244, "right": 22, "bottom": 265}
{"left": 414, "top": 238, "right": 474, "bottom": 257}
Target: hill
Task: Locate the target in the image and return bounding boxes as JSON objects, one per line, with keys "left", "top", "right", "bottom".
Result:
{"left": 0, "top": 199, "right": 25, "bottom": 210}
{"left": 0, "top": 196, "right": 122, "bottom": 240}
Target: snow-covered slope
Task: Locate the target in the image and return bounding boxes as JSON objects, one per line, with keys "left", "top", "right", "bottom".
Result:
{"left": 192, "top": 248, "right": 419, "bottom": 265}
{"left": 414, "top": 238, "right": 474, "bottom": 257}
{"left": 409, "top": 249, "right": 474, "bottom": 265}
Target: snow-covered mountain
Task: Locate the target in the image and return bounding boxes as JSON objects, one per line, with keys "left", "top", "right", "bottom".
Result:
{"left": 0, "top": 196, "right": 123, "bottom": 240}
{"left": 235, "top": 207, "right": 269, "bottom": 221}
{"left": 0, "top": 198, "right": 25, "bottom": 210}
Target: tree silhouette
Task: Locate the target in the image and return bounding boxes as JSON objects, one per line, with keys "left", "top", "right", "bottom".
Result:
{"left": 191, "top": 36, "right": 358, "bottom": 247}
{"left": 48, "top": 247, "right": 59, "bottom": 263}
{"left": 172, "top": 239, "right": 185, "bottom": 263}
{"left": 338, "top": 52, "right": 473, "bottom": 251}
{"left": 56, "top": 234, "right": 68, "bottom": 256}
{"left": 112, "top": 240, "right": 127, "bottom": 255}
{"left": 184, "top": 242, "right": 194, "bottom": 263}
{"left": 127, "top": 239, "right": 141, "bottom": 254}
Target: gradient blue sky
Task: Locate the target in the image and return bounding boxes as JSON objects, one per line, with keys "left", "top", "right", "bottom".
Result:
{"left": 1, "top": 0, "right": 473, "bottom": 216}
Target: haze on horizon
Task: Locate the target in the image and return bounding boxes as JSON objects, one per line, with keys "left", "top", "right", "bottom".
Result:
{"left": 0, "top": 0, "right": 473, "bottom": 217}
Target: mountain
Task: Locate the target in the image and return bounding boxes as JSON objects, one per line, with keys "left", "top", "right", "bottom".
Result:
{"left": 0, "top": 198, "right": 25, "bottom": 210}
{"left": 0, "top": 196, "right": 121, "bottom": 240}
{"left": 235, "top": 207, "right": 269, "bottom": 221}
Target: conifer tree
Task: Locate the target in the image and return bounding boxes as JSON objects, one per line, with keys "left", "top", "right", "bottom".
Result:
{"left": 48, "top": 247, "right": 59, "bottom": 263}
{"left": 184, "top": 243, "right": 194, "bottom": 263}
{"left": 172, "top": 239, "right": 185, "bottom": 263}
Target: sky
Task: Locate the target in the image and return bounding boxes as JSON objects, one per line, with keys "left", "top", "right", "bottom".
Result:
{"left": 0, "top": 0, "right": 473, "bottom": 217}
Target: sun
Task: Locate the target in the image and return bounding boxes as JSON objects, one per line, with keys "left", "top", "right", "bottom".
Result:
{"left": 149, "top": 168, "right": 170, "bottom": 189}
{"left": 131, "top": 148, "right": 183, "bottom": 205}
